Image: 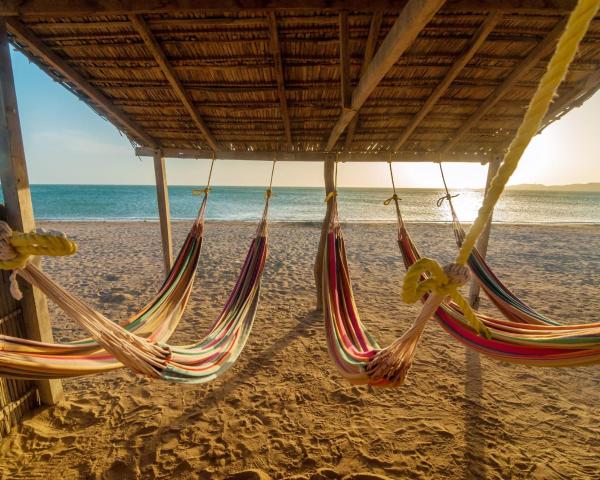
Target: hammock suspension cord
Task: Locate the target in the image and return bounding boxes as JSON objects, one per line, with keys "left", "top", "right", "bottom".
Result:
{"left": 0, "top": 157, "right": 274, "bottom": 383}
{"left": 378, "top": 0, "right": 600, "bottom": 384}
{"left": 321, "top": 0, "right": 600, "bottom": 387}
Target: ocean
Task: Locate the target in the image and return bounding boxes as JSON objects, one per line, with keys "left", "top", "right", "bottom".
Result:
{"left": 5, "top": 185, "right": 600, "bottom": 224}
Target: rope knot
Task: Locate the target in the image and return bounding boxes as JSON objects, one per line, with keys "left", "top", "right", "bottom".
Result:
{"left": 192, "top": 187, "right": 211, "bottom": 196}
{"left": 443, "top": 263, "right": 470, "bottom": 288}
{"left": 324, "top": 191, "right": 337, "bottom": 203}
{"left": 383, "top": 193, "right": 401, "bottom": 205}
{"left": 402, "top": 258, "right": 489, "bottom": 338}
{"left": 402, "top": 258, "right": 464, "bottom": 303}
{"left": 0, "top": 220, "right": 78, "bottom": 298}
{"left": 436, "top": 193, "right": 459, "bottom": 208}
{"left": 265, "top": 188, "right": 273, "bottom": 199}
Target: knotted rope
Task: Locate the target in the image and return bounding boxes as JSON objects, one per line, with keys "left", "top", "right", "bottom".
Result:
{"left": 368, "top": 0, "right": 599, "bottom": 384}
{"left": 0, "top": 221, "right": 77, "bottom": 299}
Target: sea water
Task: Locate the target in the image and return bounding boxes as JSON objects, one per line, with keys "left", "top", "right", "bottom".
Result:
{"left": 2, "top": 185, "right": 599, "bottom": 224}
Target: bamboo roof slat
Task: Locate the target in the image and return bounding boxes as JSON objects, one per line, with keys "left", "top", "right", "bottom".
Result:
{"left": 3, "top": 3, "right": 599, "bottom": 159}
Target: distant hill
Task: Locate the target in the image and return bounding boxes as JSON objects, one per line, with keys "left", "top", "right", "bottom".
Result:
{"left": 507, "top": 182, "right": 600, "bottom": 192}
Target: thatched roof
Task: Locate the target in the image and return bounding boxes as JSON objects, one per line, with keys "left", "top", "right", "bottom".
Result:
{"left": 4, "top": 1, "right": 600, "bottom": 162}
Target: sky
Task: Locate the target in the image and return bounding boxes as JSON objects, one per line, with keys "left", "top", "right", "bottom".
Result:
{"left": 12, "top": 47, "right": 600, "bottom": 189}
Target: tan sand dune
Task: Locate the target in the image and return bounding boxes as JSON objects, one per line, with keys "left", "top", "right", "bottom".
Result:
{"left": 0, "top": 221, "right": 599, "bottom": 479}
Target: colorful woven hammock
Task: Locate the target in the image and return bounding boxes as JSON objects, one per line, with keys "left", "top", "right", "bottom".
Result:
{"left": 323, "top": 0, "right": 600, "bottom": 387}
{"left": 451, "top": 206, "right": 559, "bottom": 326}
{"left": 323, "top": 188, "right": 600, "bottom": 390}
{"left": 0, "top": 187, "right": 271, "bottom": 383}
{"left": 397, "top": 217, "right": 600, "bottom": 367}
{"left": 0, "top": 192, "right": 209, "bottom": 378}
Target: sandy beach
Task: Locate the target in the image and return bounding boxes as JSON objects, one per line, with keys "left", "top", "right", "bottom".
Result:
{"left": 0, "top": 220, "right": 599, "bottom": 479}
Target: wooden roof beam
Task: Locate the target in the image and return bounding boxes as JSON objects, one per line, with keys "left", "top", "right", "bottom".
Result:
{"left": 0, "top": 1, "right": 582, "bottom": 16}
{"left": 129, "top": 14, "right": 219, "bottom": 151}
{"left": 5, "top": 18, "right": 156, "bottom": 147}
{"left": 267, "top": 12, "right": 292, "bottom": 145}
{"left": 440, "top": 17, "right": 567, "bottom": 154}
{"left": 393, "top": 12, "right": 501, "bottom": 152}
{"left": 325, "top": 0, "right": 446, "bottom": 152}
{"left": 345, "top": 11, "right": 383, "bottom": 152}
{"left": 135, "top": 146, "right": 492, "bottom": 163}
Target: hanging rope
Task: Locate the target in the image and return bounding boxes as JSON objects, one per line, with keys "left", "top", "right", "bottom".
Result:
{"left": 436, "top": 163, "right": 460, "bottom": 212}
{"left": 383, "top": 158, "right": 404, "bottom": 228}
{"left": 455, "top": 0, "right": 599, "bottom": 265}
{"left": 400, "top": 0, "right": 600, "bottom": 335}
{"left": 192, "top": 152, "right": 216, "bottom": 197}
{"left": 366, "top": 0, "right": 599, "bottom": 384}
{"left": 265, "top": 155, "right": 276, "bottom": 198}
{"left": 324, "top": 153, "right": 339, "bottom": 203}
{"left": 0, "top": 222, "right": 77, "bottom": 299}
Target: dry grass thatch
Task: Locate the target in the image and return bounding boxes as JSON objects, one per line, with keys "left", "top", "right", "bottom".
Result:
{"left": 5, "top": 2, "right": 600, "bottom": 161}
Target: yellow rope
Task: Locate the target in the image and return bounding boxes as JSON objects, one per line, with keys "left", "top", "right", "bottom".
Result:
{"left": 325, "top": 191, "right": 337, "bottom": 203}
{"left": 456, "top": 0, "right": 600, "bottom": 265}
{"left": 0, "top": 225, "right": 77, "bottom": 270}
{"left": 401, "top": 0, "right": 599, "bottom": 335}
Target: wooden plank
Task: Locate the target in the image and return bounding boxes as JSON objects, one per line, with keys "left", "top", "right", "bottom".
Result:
{"left": 0, "top": 0, "right": 581, "bottom": 16}
{"left": 153, "top": 151, "right": 173, "bottom": 273}
{"left": 345, "top": 11, "right": 383, "bottom": 151}
{"left": 135, "top": 146, "right": 492, "bottom": 163}
{"left": 129, "top": 14, "right": 219, "bottom": 152}
{"left": 267, "top": 12, "right": 292, "bottom": 145}
{"left": 468, "top": 157, "right": 501, "bottom": 308}
{"left": 440, "top": 18, "right": 567, "bottom": 154}
{"left": 6, "top": 18, "right": 156, "bottom": 148}
{"left": 314, "top": 158, "right": 335, "bottom": 310}
{"left": 0, "top": 20, "right": 63, "bottom": 405}
{"left": 393, "top": 12, "right": 501, "bottom": 152}
{"left": 325, "top": 0, "right": 446, "bottom": 151}
{"left": 339, "top": 11, "right": 351, "bottom": 111}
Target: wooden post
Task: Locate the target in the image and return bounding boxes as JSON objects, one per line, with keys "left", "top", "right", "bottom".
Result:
{"left": 314, "top": 157, "right": 335, "bottom": 310}
{"left": 0, "top": 19, "right": 63, "bottom": 405}
{"left": 468, "top": 157, "right": 501, "bottom": 308}
{"left": 153, "top": 150, "right": 173, "bottom": 274}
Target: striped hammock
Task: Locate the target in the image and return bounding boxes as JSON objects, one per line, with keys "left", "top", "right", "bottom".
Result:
{"left": 451, "top": 212, "right": 559, "bottom": 326}
{"left": 0, "top": 193, "right": 270, "bottom": 383}
{"left": 398, "top": 220, "right": 600, "bottom": 367}
{"left": 0, "top": 194, "right": 209, "bottom": 378}
{"left": 323, "top": 198, "right": 600, "bottom": 389}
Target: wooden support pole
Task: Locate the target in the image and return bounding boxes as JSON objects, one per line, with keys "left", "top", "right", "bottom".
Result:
{"left": 468, "top": 156, "right": 501, "bottom": 308}
{"left": 0, "top": 20, "right": 63, "bottom": 405}
{"left": 153, "top": 151, "right": 173, "bottom": 274}
{"left": 314, "top": 158, "right": 335, "bottom": 310}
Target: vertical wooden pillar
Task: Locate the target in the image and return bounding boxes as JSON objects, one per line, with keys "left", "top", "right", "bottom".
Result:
{"left": 314, "top": 157, "right": 335, "bottom": 310}
{"left": 153, "top": 150, "right": 173, "bottom": 274}
{"left": 0, "top": 20, "right": 63, "bottom": 405}
{"left": 468, "top": 156, "right": 501, "bottom": 308}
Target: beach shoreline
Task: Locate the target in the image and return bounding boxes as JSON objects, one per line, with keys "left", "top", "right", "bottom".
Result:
{"left": 0, "top": 220, "right": 599, "bottom": 479}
